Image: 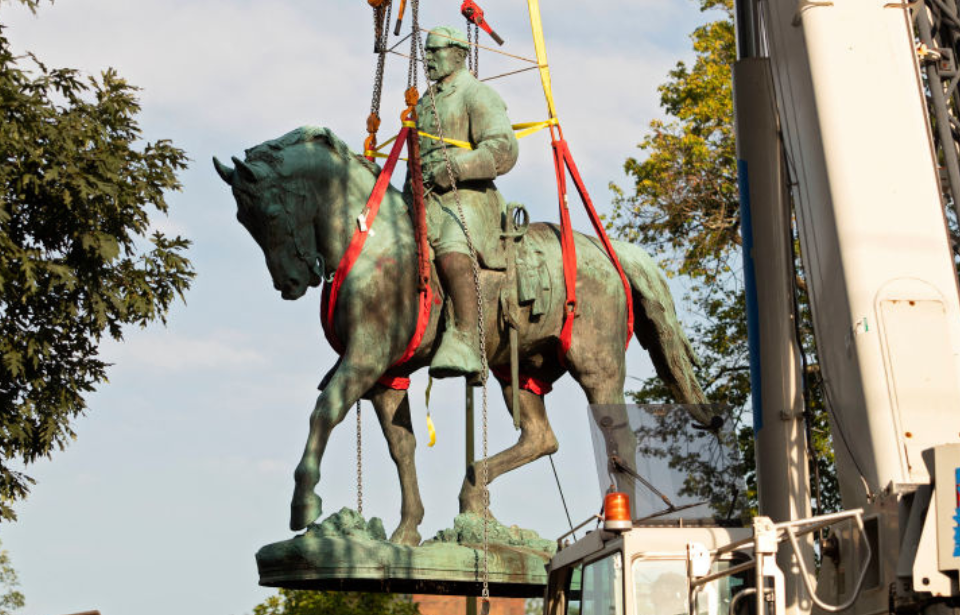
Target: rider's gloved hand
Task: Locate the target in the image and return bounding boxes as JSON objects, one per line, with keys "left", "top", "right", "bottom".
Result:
{"left": 424, "top": 159, "right": 456, "bottom": 191}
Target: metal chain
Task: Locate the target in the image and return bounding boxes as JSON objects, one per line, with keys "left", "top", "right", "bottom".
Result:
{"left": 407, "top": 0, "right": 419, "bottom": 91}
{"left": 481, "top": 355, "right": 489, "bottom": 606}
{"left": 369, "top": 2, "right": 393, "bottom": 118}
{"left": 414, "top": 24, "right": 491, "bottom": 606}
{"left": 467, "top": 23, "right": 475, "bottom": 76}
{"left": 356, "top": 400, "right": 363, "bottom": 516}
{"left": 360, "top": 0, "right": 391, "bottom": 516}
{"left": 371, "top": 2, "right": 380, "bottom": 51}
{"left": 472, "top": 23, "right": 480, "bottom": 78}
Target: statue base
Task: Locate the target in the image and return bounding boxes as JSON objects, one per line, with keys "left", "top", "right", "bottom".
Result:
{"left": 256, "top": 508, "right": 556, "bottom": 597}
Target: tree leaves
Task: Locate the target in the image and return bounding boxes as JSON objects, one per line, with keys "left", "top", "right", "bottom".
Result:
{"left": 250, "top": 589, "right": 421, "bottom": 615}
{"left": 0, "top": 539, "right": 23, "bottom": 615}
{"left": 0, "top": 14, "right": 193, "bottom": 520}
{"left": 610, "top": 0, "right": 837, "bottom": 517}
{"left": 610, "top": 8, "right": 738, "bottom": 283}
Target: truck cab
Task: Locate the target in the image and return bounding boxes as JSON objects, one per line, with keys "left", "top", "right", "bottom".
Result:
{"left": 544, "top": 522, "right": 753, "bottom": 615}
{"left": 544, "top": 403, "right": 756, "bottom": 615}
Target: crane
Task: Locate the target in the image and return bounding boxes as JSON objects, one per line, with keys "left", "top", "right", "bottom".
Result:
{"left": 541, "top": 0, "right": 960, "bottom": 614}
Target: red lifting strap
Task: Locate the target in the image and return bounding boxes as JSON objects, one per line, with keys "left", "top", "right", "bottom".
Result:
{"left": 406, "top": 123, "right": 432, "bottom": 295}
{"left": 552, "top": 138, "right": 633, "bottom": 358}
{"left": 321, "top": 125, "right": 433, "bottom": 370}
{"left": 491, "top": 365, "right": 553, "bottom": 396}
{"left": 377, "top": 375, "right": 412, "bottom": 390}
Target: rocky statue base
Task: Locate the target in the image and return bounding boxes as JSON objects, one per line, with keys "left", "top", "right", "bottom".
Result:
{"left": 256, "top": 508, "right": 557, "bottom": 597}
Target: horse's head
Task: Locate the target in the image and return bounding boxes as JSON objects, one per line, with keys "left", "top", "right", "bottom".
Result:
{"left": 213, "top": 127, "right": 341, "bottom": 300}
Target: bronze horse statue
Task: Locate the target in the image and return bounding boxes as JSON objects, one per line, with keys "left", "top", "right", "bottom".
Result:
{"left": 214, "top": 126, "right": 709, "bottom": 545}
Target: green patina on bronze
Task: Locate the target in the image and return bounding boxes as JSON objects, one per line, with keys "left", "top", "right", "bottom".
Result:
{"left": 212, "top": 28, "right": 710, "bottom": 569}
{"left": 213, "top": 121, "right": 709, "bottom": 541}
{"left": 415, "top": 25, "right": 518, "bottom": 264}
{"left": 257, "top": 508, "right": 555, "bottom": 596}
{"left": 413, "top": 25, "right": 520, "bottom": 379}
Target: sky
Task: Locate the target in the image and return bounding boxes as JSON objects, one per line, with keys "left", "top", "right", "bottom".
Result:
{"left": 1, "top": 1, "right": 718, "bottom": 614}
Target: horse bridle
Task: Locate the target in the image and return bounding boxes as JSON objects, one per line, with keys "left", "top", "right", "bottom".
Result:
{"left": 277, "top": 181, "right": 334, "bottom": 284}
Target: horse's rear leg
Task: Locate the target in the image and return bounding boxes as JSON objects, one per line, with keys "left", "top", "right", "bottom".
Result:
{"left": 567, "top": 340, "right": 628, "bottom": 406}
{"left": 369, "top": 386, "right": 424, "bottom": 546}
{"left": 459, "top": 384, "right": 558, "bottom": 516}
{"left": 291, "top": 359, "right": 383, "bottom": 531}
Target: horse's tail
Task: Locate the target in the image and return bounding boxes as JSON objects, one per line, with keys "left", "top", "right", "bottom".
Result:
{"left": 611, "top": 239, "right": 708, "bottom": 406}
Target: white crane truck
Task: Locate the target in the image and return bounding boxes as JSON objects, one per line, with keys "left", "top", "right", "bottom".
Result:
{"left": 541, "top": 1, "right": 960, "bottom": 613}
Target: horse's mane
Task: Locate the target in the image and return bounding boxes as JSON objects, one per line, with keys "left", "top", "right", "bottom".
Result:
{"left": 243, "top": 126, "right": 380, "bottom": 177}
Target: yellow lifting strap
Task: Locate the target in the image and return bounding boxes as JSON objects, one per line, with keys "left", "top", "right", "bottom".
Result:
{"left": 426, "top": 412, "right": 437, "bottom": 447}
{"left": 388, "top": 117, "right": 559, "bottom": 155}
{"left": 417, "top": 131, "right": 473, "bottom": 151}
{"left": 513, "top": 118, "right": 559, "bottom": 139}
{"left": 424, "top": 376, "right": 437, "bottom": 447}
{"left": 527, "top": 0, "right": 558, "bottom": 122}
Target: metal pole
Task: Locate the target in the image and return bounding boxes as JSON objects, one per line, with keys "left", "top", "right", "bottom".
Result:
{"left": 465, "top": 383, "right": 477, "bottom": 615}
{"left": 734, "top": 0, "right": 761, "bottom": 59}
{"left": 734, "top": 57, "right": 813, "bottom": 614}
{"left": 466, "top": 383, "right": 475, "bottom": 468}
{"left": 917, "top": 5, "right": 960, "bottom": 228}
{"left": 755, "top": 552, "right": 766, "bottom": 615}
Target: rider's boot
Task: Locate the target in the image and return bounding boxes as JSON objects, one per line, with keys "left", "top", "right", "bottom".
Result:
{"left": 430, "top": 252, "right": 483, "bottom": 381}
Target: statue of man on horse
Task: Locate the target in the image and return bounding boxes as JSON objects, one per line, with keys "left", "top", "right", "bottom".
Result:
{"left": 212, "top": 24, "right": 715, "bottom": 542}
{"left": 412, "top": 25, "right": 519, "bottom": 382}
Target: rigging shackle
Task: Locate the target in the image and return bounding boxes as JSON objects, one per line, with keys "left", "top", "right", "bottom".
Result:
{"left": 401, "top": 86, "right": 420, "bottom": 124}
{"left": 364, "top": 113, "right": 381, "bottom": 161}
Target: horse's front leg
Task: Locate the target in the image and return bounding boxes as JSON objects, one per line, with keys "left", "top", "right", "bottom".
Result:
{"left": 290, "top": 354, "right": 384, "bottom": 531}
{"left": 369, "top": 385, "right": 424, "bottom": 546}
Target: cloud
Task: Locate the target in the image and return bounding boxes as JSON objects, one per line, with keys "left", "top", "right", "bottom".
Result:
{"left": 4, "top": 0, "right": 369, "bottom": 138}
{"left": 147, "top": 214, "right": 190, "bottom": 238}
{"left": 100, "top": 328, "right": 266, "bottom": 372}
{"left": 201, "top": 454, "right": 289, "bottom": 477}
{"left": 255, "top": 458, "right": 288, "bottom": 476}
{"left": 4, "top": 0, "right": 706, "bottom": 159}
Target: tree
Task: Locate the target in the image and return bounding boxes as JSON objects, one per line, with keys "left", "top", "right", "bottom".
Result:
{"left": 251, "top": 589, "right": 421, "bottom": 615}
{"left": 0, "top": 540, "right": 24, "bottom": 615}
{"left": 609, "top": 0, "right": 839, "bottom": 517}
{"left": 0, "top": 1, "right": 193, "bottom": 520}
{"left": 526, "top": 597, "right": 544, "bottom": 615}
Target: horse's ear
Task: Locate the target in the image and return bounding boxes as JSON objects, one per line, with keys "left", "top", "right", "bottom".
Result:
{"left": 232, "top": 156, "right": 259, "bottom": 184}
{"left": 212, "top": 157, "right": 235, "bottom": 185}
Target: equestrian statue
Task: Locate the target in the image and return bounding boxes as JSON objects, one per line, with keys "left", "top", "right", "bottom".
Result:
{"left": 213, "top": 26, "right": 711, "bottom": 547}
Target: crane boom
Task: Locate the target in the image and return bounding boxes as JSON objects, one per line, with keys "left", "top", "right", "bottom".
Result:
{"left": 542, "top": 1, "right": 960, "bottom": 614}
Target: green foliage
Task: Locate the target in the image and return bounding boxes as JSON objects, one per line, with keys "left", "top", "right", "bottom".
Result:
{"left": 611, "top": 4, "right": 738, "bottom": 281}
{"left": 0, "top": 540, "right": 24, "bottom": 615}
{"left": 1, "top": 1, "right": 41, "bottom": 13}
{"left": 610, "top": 0, "right": 837, "bottom": 517}
{"left": 0, "top": 4, "right": 193, "bottom": 520}
{"left": 251, "top": 589, "right": 421, "bottom": 615}
{"left": 526, "top": 597, "right": 544, "bottom": 615}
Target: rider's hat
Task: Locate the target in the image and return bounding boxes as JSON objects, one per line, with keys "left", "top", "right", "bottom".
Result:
{"left": 426, "top": 26, "right": 470, "bottom": 50}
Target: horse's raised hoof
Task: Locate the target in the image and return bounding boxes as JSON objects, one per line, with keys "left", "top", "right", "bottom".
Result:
{"left": 290, "top": 492, "right": 323, "bottom": 531}
{"left": 390, "top": 524, "right": 422, "bottom": 547}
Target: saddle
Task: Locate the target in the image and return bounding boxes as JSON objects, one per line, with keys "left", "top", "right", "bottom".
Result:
{"left": 498, "top": 203, "right": 551, "bottom": 325}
